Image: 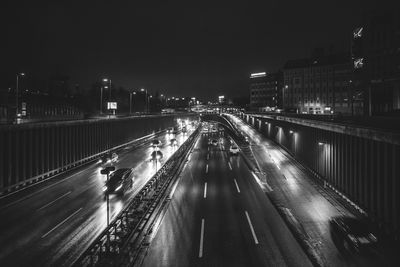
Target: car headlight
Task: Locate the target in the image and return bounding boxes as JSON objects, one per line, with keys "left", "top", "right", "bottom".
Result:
{"left": 115, "top": 184, "right": 123, "bottom": 191}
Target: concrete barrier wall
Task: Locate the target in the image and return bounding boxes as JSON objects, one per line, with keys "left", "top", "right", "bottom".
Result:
{"left": 0, "top": 114, "right": 197, "bottom": 194}
{"left": 240, "top": 113, "right": 400, "bottom": 238}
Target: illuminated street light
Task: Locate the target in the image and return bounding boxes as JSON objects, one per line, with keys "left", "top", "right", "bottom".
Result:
{"left": 289, "top": 130, "right": 294, "bottom": 134}
{"left": 102, "top": 78, "right": 112, "bottom": 101}
{"left": 16, "top": 72, "right": 25, "bottom": 120}
{"left": 318, "top": 142, "right": 326, "bottom": 146}
{"left": 130, "top": 91, "right": 136, "bottom": 114}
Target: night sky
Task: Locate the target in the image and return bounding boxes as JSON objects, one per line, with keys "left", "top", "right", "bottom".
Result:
{"left": 1, "top": 0, "right": 391, "bottom": 101}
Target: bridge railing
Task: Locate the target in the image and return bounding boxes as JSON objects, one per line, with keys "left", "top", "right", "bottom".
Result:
{"left": 74, "top": 125, "right": 200, "bottom": 267}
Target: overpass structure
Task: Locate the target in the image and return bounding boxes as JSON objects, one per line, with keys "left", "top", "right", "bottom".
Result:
{"left": 236, "top": 112, "right": 400, "bottom": 238}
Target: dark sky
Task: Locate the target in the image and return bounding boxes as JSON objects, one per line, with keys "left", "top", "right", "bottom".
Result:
{"left": 1, "top": 0, "right": 390, "bottom": 101}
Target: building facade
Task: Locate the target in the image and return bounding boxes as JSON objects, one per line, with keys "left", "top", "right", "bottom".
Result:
{"left": 356, "top": 10, "right": 400, "bottom": 116}
{"left": 250, "top": 72, "right": 283, "bottom": 111}
{"left": 283, "top": 54, "right": 359, "bottom": 114}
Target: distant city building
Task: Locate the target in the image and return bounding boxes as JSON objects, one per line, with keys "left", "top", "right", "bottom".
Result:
{"left": 356, "top": 10, "right": 400, "bottom": 115}
{"left": 249, "top": 72, "right": 283, "bottom": 111}
{"left": 283, "top": 52, "right": 358, "bottom": 114}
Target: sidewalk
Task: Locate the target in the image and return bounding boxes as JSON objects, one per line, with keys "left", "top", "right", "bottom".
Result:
{"left": 228, "top": 115, "right": 393, "bottom": 267}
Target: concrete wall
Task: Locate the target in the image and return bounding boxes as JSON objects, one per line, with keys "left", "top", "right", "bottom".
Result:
{"left": 0, "top": 114, "right": 197, "bottom": 194}
{"left": 240, "top": 113, "right": 400, "bottom": 238}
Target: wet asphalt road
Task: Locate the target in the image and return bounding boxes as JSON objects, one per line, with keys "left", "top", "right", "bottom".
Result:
{"left": 142, "top": 133, "right": 312, "bottom": 267}
{"left": 0, "top": 131, "right": 189, "bottom": 267}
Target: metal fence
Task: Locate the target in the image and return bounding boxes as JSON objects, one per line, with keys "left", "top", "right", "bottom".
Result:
{"left": 239, "top": 113, "right": 400, "bottom": 238}
{"left": 0, "top": 114, "right": 197, "bottom": 196}
{"left": 74, "top": 126, "right": 200, "bottom": 266}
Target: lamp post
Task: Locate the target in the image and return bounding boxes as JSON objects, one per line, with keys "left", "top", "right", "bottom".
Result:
{"left": 130, "top": 91, "right": 136, "bottom": 114}
{"left": 16, "top": 73, "right": 25, "bottom": 119}
{"left": 100, "top": 86, "right": 104, "bottom": 114}
{"left": 100, "top": 166, "right": 116, "bottom": 227}
{"left": 103, "top": 78, "right": 112, "bottom": 101}
{"left": 140, "top": 88, "right": 148, "bottom": 113}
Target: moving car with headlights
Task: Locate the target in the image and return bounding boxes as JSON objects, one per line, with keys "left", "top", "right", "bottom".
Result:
{"left": 329, "top": 216, "right": 378, "bottom": 255}
{"left": 170, "top": 138, "right": 178, "bottom": 146}
{"left": 210, "top": 139, "right": 218, "bottom": 146}
{"left": 167, "top": 127, "right": 174, "bottom": 134}
{"left": 229, "top": 145, "right": 240, "bottom": 155}
{"left": 152, "top": 139, "right": 162, "bottom": 147}
{"left": 103, "top": 168, "right": 133, "bottom": 196}
{"left": 151, "top": 150, "right": 163, "bottom": 161}
{"left": 100, "top": 152, "right": 118, "bottom": 165}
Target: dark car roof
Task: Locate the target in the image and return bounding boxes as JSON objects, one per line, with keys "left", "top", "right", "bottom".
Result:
{"left": 108, "top": 168, "right": 131, "bottom": 184}
{"left": 332, "top": 216, "right": 370, "bottom": 236}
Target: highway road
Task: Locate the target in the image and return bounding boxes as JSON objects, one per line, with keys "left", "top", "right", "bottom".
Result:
{"left": 227, "top": 114, "right": 389, "bottom": 267}
{"left": 0, "top": 130, "right": 191, "bottom": 267}
{"left": 142, "top": 131, "right": 312, "bottom": 267}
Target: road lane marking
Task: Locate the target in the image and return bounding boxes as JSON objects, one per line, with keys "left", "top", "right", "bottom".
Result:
{"left": 207, "top": 154, "right": 209, "bottom": 160}
{"left": 234, "top": 179, "right": 240, "bottom": 193}
{"left": 228, "top": 162, "right": 232, "bottom": 170}
{"left": 199, "top": 218, "right": 205, "bottom": 258}
{"left": 37, "top": 191, "right": 72, "bottom": 211}
{"left": 251, "top": 172, "right": 273, "bottom": 192}
{"left": 205, "top": 164, "right": 208, "bottom": 174}
{"left": 245, "top": 211, "right": 259, "bottom": 244}
{"left": 0, "top": 169, "right": 86, "bottom": 211}
{"left": 204, "top": 182, "right": 207, "bottom": 198}
{"left": 41, "top": 207, "right": 83, "bottom": 238}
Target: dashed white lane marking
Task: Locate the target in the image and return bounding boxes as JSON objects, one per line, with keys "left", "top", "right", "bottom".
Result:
{"left": 37, "top": 191, "right": 72, "bottom": 211}
{"left": 205, "top": 164, "right": 209, "bottom": 174}
{"left": 234, "top": 179, "right": 240, "bottom": 193}
{"left": 204, "top": 182, "right": 207, "bottom": 198}
{"left": 199, "top": 218, "right": 205, "bottom": 258}
{"left": 41, "top": 207, "right": 83, "bottom": 238}
{"left": 245, "top": 211, "right": 259, "bottom": 244}
{"left": 228, "top": 162, "right": 232, "bottom": 170}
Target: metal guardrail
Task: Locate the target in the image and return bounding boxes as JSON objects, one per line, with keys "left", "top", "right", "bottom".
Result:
{"left": 74, "top": 126, "right": 200, "bottom": 267}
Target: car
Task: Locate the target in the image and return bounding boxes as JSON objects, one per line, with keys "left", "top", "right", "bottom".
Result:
{"left": 229, "top": 145, "right": 240, "bottom": 155}
{"left": 329, "top": 216, "right": 378, "bottom": 255}
{"left": 152, "top": 139, "right": 162, "bottom": 147}
{"left": 151, "top": 150, "right": 163, "bottom": 161}
{"left": 182, "top": 126, "right": 187, "bottom": 134}
{"left": 100, "top": 152, "right": 118, "bottom": 165}
{"left": 103, "top": 168, "right": 133, "bottom": 196}
{"left": 170, "top": 138, "right": 178, "bottom": 146}
{"left": 211, "top": 139, "right": 218, "bottom": 146}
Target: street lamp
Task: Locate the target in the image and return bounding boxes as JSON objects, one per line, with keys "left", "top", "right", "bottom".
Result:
{"left": 140, "top": 88, "right": 148, "bottom": 113}
{"left": 100, "top": 166, "right": 116, "bottom": 227}
{"left": 16, "top": 72, "right": 25, "bottom": 119}
{"left": 130, "top": 91, "right": 136, "bottom": 114}
{"left": 103, "top": 78, "right": 112, "bottom": 101}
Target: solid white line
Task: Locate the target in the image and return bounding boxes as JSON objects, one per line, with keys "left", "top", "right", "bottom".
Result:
{"left": 199, "top": 218, "right": 205, "bottom": 258}
{"left": 37, "top": 191, "right": 72, "bottom": 211}
{"left": 233, "top": 179, "right": 240, "bottom": 193}
{"left": 205, "top": 164, "right": 208, "bottom": 174}
{"left": 204, "top": 182, "right": 207, "bottom": 198}
{"left": 228, "top": 162, "right": 232, "bottom": 170}
{"left": 245, "top": 211, "right": 259, "bottom": 244}
{"left": 41, "top": 207, "right": 83, "bottom": 238}
{"left": 251, "top": 172, "right": 273, "bottom": 192}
